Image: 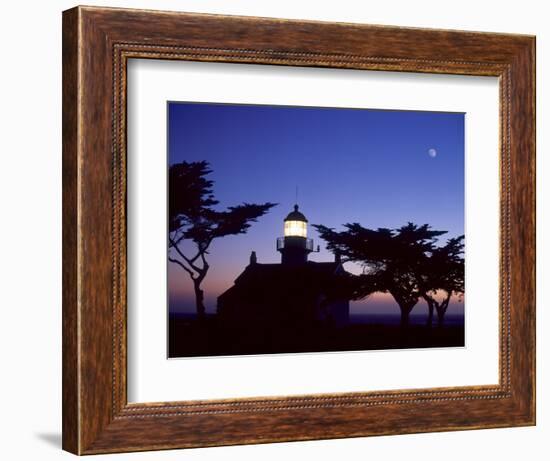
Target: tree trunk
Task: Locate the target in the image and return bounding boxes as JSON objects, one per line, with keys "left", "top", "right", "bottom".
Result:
{"left": 435, "top": 293, "right": 451, "bottom": 327}
{"left": 424, "top": 297, "right": 434, "bottom": 327}
{"left": 436, "top": 308, "right": 445, "bottom": 327}
{"left": 388, "top": 290, "right": 417, "bottom": 329}
{"left": 193, "top": 280, "right": 206, "bottom": 320}
{"left": 400, "top": 308, "right": 411, "bottom": 327}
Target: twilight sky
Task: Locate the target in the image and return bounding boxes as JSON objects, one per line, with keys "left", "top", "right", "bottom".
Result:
{"left": 168, "top": 102, "right": 465, "bottom": 317}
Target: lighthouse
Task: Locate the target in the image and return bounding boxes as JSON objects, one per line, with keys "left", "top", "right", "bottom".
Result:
{"left": 218, "top": 203, "right": 350, "bottom": 328}
{"left": 276, "top": 204, "right": 315, "bottom": 265}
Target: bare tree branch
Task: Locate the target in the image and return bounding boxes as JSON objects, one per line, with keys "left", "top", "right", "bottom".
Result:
{"left": 169, "top": 237, "right": 203, "bottom": 274}
{"left": 168, "top": 256, "right": 196, "bottom": 280}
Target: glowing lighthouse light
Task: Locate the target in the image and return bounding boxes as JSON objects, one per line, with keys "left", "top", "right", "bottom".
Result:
{"left": 284, "top": 205, "right": 308, "bottom": 238}
{"left": 285, "top": 220, "right": 307, "bottom": 237}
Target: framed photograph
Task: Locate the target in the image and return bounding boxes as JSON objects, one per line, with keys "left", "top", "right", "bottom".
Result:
{"left": 62, "top": 6, "right": 535, "bottom": 455}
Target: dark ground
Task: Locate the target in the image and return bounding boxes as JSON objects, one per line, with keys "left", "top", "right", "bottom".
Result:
{"left": 168, "top": 314, "right": 465, "bottom": 358}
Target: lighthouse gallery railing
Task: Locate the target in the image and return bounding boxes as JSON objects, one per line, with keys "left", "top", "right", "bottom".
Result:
{"left": 276, "top": 236, "right": 314, "bottom": 251}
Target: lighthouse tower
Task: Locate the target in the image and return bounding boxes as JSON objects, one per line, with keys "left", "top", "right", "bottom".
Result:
{"left": 277, "top": 204, "right": 314, "bottom": 265}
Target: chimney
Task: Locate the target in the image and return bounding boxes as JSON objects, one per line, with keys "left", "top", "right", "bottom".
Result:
{"left": 334, "top": 250, "right": 342, "bottom": 264}
{"left": 249, "top": 251, "right": 257, "bottom": 265}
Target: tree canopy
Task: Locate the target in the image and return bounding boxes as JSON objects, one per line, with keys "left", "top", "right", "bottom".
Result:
{"left": 169, "top": 160, "right": 276, "bottom": 317}
{"left": 313, "top": 222, "right": 463, "bottom": 326}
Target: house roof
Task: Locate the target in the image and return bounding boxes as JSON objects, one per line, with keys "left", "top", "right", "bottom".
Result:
{"left": 218, "top": 260, "right": 347, "bottom": 302}
{"left": 236, "top": 261, "right": 339, "bottom": 282}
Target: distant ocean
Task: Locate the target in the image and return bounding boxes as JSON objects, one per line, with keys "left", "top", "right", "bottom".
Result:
{"left": 349, "top": 312, "right": 464, "bottom": 326}
{"left": 169, "top": 311, "right": 464, "bottom": 327}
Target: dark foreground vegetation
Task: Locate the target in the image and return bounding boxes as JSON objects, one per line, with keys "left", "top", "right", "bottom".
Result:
{"left": 168, "top": 314, "right": 464, "bottom": 358}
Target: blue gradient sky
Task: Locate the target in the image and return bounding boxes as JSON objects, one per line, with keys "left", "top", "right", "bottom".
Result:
{"left": 168, "top": 102, "right": 465, "bottom": 317}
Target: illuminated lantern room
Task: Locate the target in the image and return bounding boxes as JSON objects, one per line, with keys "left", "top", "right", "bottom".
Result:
{"left": 277, "top": 204, "right": 315, "bottom": 265}
{"left": 284, "top": 205, "right": 308, "bottom": 237}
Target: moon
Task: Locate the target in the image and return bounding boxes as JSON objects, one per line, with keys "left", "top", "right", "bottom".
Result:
{"left": 428, "top": 148, "right": 437, "bottom": 158}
